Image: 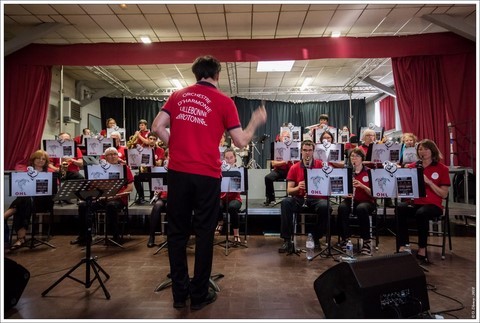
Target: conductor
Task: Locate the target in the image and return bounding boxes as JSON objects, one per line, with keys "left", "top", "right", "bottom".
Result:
{"left": 152, "top": 55, "right": 266, "bottom": 310}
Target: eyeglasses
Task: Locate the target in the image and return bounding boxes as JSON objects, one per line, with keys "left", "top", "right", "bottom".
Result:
{"left": 350, "top": 155, "right": 361, "bottom": 158}
{"left": 105, "top": 153, "right": 118, "bottom": 157}
{"left": 302, "top": 149, "right": 314, "bottom": 152}
{"left": 366, "top": 134, "right": 375, "bottom": 137}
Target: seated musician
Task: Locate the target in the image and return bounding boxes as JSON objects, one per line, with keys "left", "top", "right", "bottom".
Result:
{"left": 70, "top": 147, "right": 134, "bottom": 246}
{"left": 358, "top": 129, "right": 376, "bottom": 156}
{"left": 5, "top": 150, "right": 56, "bottom": 250}
{"left": 110, "top": 131, "right": 127, "bottom": 164}
{"left": 278, "top": 140, "right": 330, "bottom": 253}
{"left": 264, "top": 129, "right": 295, "bottom": 206}
{"left": 215, "top": 148, "right": 243, "bottom": 244}
{"left": 49, "top": 132, "right": 84, "bottom": 181}
{"left": 74, "top": 128, "right": 91, "bottom": 145}
{"left": 396, "top": 139, "right": 450, "bottom": 262}
{"left": 134, "top": 119, "right": 151, "bottom": 147}
{"left": 399, "top": 132, "right": 418, "bottom": 166}
{"left": 336, "top": 148, "right": 376, "bottom": 256}
{"left": 147, "top": 150, "right": 169, "bottom": 248}
{"left": 133, "top": 132, "right": 166, "bottom": 205}
{"left": 308, "top": 113, "right": 334, "bottom": 138}
{"left": 100, "top": 118, "right": 117, "bottom": 137}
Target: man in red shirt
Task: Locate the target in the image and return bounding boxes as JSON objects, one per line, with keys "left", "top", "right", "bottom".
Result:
{"left": 134, "top": 119, "right": 151, "bottom": 147}
{"left": 70, "top": 147, "right": 134, "bottom": 246}
{"left": 49, "top": 132, "right": 84, "bottom": 180}
{"left": 152, "top": 55, "right": 266, "bottom": 310}
{"left": 279, "top": 140, "right": 330, "bottom": 253}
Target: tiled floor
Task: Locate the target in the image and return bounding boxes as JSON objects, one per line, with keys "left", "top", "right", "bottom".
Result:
{"left": 3, "top": 232, "right": 477, "bottom": 320}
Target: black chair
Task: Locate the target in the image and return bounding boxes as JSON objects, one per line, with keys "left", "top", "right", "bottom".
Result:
{"left": 93, "top": 203, "right": 130, "bottom": 248}
{"left": 407, "top": 197, "right": 452, "bottom": 260}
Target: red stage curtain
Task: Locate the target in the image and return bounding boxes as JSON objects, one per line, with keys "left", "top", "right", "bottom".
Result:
{"left": 4, "top": 64, "right": 52, "bottom": 170}
{"left": 440, "top": 53, "right": 476, "bottom": 169}
{"left": 392, "top": 54, "right": 475, "bottom": 168}
{"left": 379, "top": 96, "right": 396, "bottom": 131}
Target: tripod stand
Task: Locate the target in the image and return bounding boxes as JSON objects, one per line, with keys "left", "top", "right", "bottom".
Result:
{"left": 246, "top": 141, "right": 261, "bottom": 169}
{"left": 42, "top": 179, "right": 124, "bottom": 299}
{"left": 27, "top": 197, "right": 56, "bottom": 249}
{"left": 311, "top": 196, "right": 346, "bottom": 260}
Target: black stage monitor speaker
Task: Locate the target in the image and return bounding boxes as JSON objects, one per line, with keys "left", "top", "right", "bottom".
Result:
{"left": 4, "top": 258, "right": 30, "bottom": 311}
{"left": 314, "top": 253, "right": 429, "bottom": 319}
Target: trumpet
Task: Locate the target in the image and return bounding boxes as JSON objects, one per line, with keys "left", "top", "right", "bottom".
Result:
{"left": 126, "top": 133, "right": 138, "bottom": 149}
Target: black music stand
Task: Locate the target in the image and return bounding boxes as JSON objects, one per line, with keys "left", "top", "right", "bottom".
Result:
{"left": 309, "top": 167, "right": 353, "bottom": 261}
{"left": 42, "top": 179, "right": 125, "bottom": 299}
{"left": 215, "top": 168, "right": 248, "bottom": 256}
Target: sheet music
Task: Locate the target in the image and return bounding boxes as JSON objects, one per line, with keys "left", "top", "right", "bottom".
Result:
{"left": 44, "top": 139, "right": 75, "bottom": 158}
{"left": 369, "top": 143, "right": 402, "bottom": 163}
{"left": 127, "top": 147, "right": 154, "bottom": 167}
{"left": 86, "top": 163, "right": 125, "bottom": 180}
{"left": 369, "top": 168, "right": 423, "bottom": 198}
{"left": 273, "top": 142, "right": 301, "bottom": 162}
{"left": 314, "top": 143, "right": 344, "bottom": 162}
{"left": 85, "top": 137, "right": 114, "bottom": 156}
{"left": 11, "top": 171, "right": 53, "bottom": 196}
{"left": 221, "top": 167, "right": 245, "bottom": 193}
{"left": 305, "top": 168, "right": 352, "bottom": 197}
{"left": 151, "top": 166, "right": 168, "bottom": 191}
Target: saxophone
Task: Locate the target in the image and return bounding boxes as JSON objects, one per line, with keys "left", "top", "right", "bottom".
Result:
{"left": 61, "top": 158, "right": 69, "bottom": 180}
{"left": 126, "top": 133, "right": 138, "bottom": 149}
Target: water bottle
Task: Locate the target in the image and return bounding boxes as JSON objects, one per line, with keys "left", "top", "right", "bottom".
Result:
{"left": 346, "top": 239, "right": 354, "bottom": 258}
{"left": 404, "top": 244, "right": 411, "bottom": 254}
{"left": 306, "top": 233, "right": 315, "bottom": 260}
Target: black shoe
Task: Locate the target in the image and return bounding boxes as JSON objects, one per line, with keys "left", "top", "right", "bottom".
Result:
{"left": 173, "top": 300, "right": 186, "bottom": 309}
{"left": 278, "top": 240, "right": 291, "bottom": 253}
{"left": 147, "top": 236, "right": 155, "bottom": 248}
{"left": 70, "top": 237, "right": 85, "bottom": 245}
{"left": 135, "top": 198, "right": 146, "bottom": 205}
{"left": 190, "top": 289, "right": 217, "bottom": 311}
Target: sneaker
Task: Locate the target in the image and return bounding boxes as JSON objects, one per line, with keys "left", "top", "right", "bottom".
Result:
{"left": 190, "top": 289, "right": 217, "bottom": 311}
{"left": 278, "top": 240, "right": 291, "bottom": 253}
{"left": 361, "top": 240, "right": 372, "bottom": 256}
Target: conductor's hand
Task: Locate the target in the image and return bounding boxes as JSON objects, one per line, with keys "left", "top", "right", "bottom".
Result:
{"left": 251, "top": 105, "right": 267, "bottom": 128}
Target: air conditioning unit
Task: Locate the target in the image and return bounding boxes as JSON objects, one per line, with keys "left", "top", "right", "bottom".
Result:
{"left": 63, "top": 97, "right": 81, "bottom": 124}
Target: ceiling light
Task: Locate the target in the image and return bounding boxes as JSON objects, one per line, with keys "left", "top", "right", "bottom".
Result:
{"left": 331, "top": 31, "right": 341, "bottom": 38}
{"left": 257, "top": 60, "right": 295, "bottom": 72}
{"left": 300, "top": 77, "right": 313, "bottom": 91}
{"left": 119, "top": 4, "right": 128, "bottom": 9}
{"left": 171, "top": 79, "right": 183, "bottom": 89}
{"left": 140, "top": 36, "right": 152, "bottom": 44}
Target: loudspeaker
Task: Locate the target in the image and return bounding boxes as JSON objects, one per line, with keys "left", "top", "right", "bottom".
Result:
{"left": 4, "top": 258, "right": 30, "bottom": 311}
{"left": 314, "top": 253, "right": 429, "bottom": 319}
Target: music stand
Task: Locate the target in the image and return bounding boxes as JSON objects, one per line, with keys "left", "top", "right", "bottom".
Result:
{"left": 368, "top": 166, "right": 425, "bottom": 250}
{"left": 9, "top": 171, "right": 57, "bottom": 249}
{"left": 306, "top": 167, "right": 353, "bottom": 260}
{"left": 42, "top": 179, "right": 125, "bottom": 299}
{"left": 215, "top": 168, "right": 248, "bottom": 255}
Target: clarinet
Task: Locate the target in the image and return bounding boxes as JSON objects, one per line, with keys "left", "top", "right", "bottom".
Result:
{"left": 302, "top": 156, "right": 311, "bottom": 208}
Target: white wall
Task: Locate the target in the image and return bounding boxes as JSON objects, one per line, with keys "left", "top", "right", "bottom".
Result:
{"left": 43, "top": 67, "right": 100, "bottom": 140}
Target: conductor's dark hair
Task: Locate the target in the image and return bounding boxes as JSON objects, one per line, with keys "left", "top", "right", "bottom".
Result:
{"left": 192, "top": 55, "right": 222, "bottom": 81}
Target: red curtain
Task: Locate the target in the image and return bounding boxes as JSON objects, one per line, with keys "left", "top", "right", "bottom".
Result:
{"left": 4, "top": 64, "right": 52, "bottom": 169}
{"left": 392, "top": 54, "right": 476, "bottom": 168}
{"left": 440, "top": 53, "right": 476, "bottom": 169}
{"left": 379, "top": 96, "right": 396, "bottom": 131}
